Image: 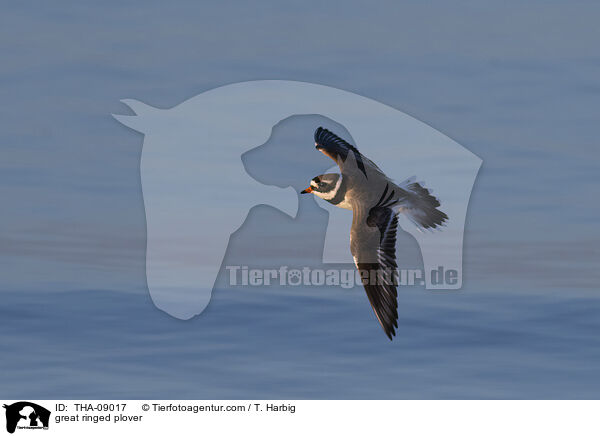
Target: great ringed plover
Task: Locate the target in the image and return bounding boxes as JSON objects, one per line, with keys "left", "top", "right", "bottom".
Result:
{"left": 301, "top": 127, "right": 448, "bottom": 340}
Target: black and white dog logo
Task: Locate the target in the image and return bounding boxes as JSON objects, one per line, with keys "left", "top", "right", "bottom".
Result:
{"left": 3, "top": 402, "right": 50, "bottom": 434}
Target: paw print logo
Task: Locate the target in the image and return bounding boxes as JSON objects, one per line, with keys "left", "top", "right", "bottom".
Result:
{"left": 287, "top": 270, "right": 302, "bottom": 286}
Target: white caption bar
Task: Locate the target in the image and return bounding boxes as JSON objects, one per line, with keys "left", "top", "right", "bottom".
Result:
{"left": 0, "top": 400, "right": 597, "bottom": 436}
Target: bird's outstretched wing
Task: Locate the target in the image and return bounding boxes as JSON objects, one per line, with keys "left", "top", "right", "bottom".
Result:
{"left": 351, "top": 201, "right": 400, "bottom": 340}
{"left": 314, "top": 127, "right": 383, "bottom": 179}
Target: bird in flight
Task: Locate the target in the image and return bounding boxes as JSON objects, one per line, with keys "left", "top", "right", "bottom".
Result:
{"left": 301, "top": 127, "right": 448, "bottom": 340}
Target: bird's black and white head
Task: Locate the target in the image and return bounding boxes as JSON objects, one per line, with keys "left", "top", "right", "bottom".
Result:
{"left": 301, "top": 173, "right": 343, "bottom": 201}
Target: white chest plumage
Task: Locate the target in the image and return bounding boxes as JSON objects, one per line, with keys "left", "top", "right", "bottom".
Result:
{"left": 333, "top": 196, "right": 352, "bottom": 210}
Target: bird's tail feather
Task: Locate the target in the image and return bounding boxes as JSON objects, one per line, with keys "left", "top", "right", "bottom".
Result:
{"left": 397, "top": 177, "right": 448, "bottom": 231}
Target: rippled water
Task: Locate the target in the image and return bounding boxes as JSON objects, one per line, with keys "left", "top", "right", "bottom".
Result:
{"left": 3, "top": 285, "right": 600, "bottom": 399}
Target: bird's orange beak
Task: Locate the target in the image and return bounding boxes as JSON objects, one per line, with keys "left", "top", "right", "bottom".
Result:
{"left": 300, "top": 186, "right": 313, "bottom": 194}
